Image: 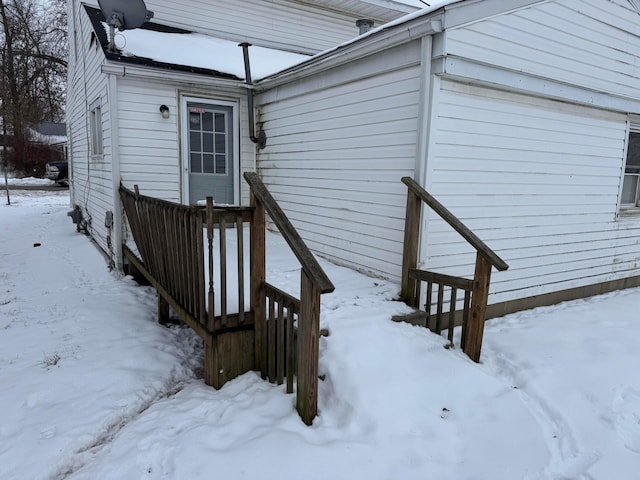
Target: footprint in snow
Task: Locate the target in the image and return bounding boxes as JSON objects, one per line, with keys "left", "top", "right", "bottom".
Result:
{"left": 612, "top": 386, "right": 640, "bottom": 454}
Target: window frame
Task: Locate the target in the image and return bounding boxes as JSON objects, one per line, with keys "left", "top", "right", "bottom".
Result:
{"left": 89, "top": 98, "right": 103, "bottom": 159}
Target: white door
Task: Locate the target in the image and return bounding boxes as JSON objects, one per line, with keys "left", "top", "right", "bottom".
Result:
{"left": 181, "top": 97, "right": 238, "bottom": 205}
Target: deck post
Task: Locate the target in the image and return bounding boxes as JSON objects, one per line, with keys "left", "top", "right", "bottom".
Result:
{"left": 297, "top": 269, "right": 321, "bottom": 425}
{"left": 463, "top": 253, "right": 492, "bottom": 363}
{"left": 401, "top": 188, "right": 421, "bottom": 306}
{"left": 250, "top": 192, "right": 266, "bottom": 376}
{"left": 158, "top": 294, "right": 170, "bottom": 325}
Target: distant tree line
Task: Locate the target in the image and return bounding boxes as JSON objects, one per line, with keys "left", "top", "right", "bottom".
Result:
{"left": 0, "top": 0, "right": 67, "bottom": 176}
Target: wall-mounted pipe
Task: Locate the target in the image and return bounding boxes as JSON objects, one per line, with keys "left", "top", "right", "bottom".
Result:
{"left": 240, "top": 43, "right": 267, "bottom": 150}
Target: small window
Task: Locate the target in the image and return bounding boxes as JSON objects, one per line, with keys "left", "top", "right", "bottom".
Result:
{"left": 90, "top": 100, "right": 103, "bottom": 157}
{"left": 621, "top": 127, "right": 640, "bottom": 210}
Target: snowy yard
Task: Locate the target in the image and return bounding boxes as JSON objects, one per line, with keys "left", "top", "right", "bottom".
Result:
{"left": 1, "top": 190, "right": 639, "bottom": 480}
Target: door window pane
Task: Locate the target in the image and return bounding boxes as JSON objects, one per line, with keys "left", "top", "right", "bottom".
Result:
{"left": 215, "top": 113, "right": 225, "bottom": 133}
{"left": 215, "top": 154, "right": 226, "bottom": 174}
{"left": 189, "top": 112, "right": 201, "bottom": 129}
{"left": 203, "top": 154, "right": 214, "bottom": 174}
{"left": 203, "top": 112, "right": 214, "bottom": 132}
{"left": 190, "top": 132, "right": 201, "bottom": 152}
{"left": 215, "top": 134, "right": 226, "bottom": 154}
{"left": 190, "top": 153, "right": 202, "bottom": 173}
{"left": 203, "top": 133, "right": 213, "bottom": 153}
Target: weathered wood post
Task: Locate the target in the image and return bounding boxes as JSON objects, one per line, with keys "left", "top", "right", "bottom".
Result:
{"left": 297, "top": 269, "right": 321, "bottom": 425}
{"left": 250, "top": 191, "right": 266, "bottom": 376}
{"left": 462, "top": 253, "right": 492, "bottom": 362}
{"left": 400, "top": 183, "right": 422, "bottom": 307}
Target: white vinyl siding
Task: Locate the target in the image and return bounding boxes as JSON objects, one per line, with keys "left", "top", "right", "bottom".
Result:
{"left": 80, "top": 0, "right": 375, "bottom": 54}
{"left": 258, "top": 42, "right": 423, "bottom": 278}
{"left": 424, "top": 80, "right": 640, "bottom": 304}
{"left": 115, "top": 77, "right": 254, "bottom": 206}
{"left": 445, "top": 0, "right": 640, "bottom": 102}
{"left": 67, "top": 2, "right": 112, "bottom": 257}
{"left": 621, "top": 126, "right": 640, "bottom": 209}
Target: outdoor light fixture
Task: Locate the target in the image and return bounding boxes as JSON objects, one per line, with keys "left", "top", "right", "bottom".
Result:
{"left": 159, "top": 105, "right": 170, "bottom": 119}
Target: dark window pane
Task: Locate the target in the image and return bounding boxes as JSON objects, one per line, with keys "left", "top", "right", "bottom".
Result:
{"left": 202, "top": 112, "right": 214, "bottom": 132}
{"left": 190, "top": 132, "right": 201, "bottom": 152}
{"left": 215, "top": 134, "right": 226, "bottom": 154}
{"left": 203, "top": 154, "right": 214, "bottom": 174}
{"left": 189, "top": 113, "right": 201, "bottom": 129}
{"left": 190, "top": 153, "right": 202, "bottom": 173}
{"left": 203, "top": 133, "right": 214, "bottom": 153}
{"left": 215, "top": 154, "right": 226, "bottom": 174}
{"left": 626, "top": 132, "right": 640, "bottom": 170}
{"left": 215, "top": 113, "right": 225, "bottom": 133}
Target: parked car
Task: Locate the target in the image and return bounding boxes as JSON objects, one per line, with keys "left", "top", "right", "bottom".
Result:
{"left": 45, "top": 161, "right": 68, "bottom": 186}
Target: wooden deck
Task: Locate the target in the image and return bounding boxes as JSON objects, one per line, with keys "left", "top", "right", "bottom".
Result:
{"left": 120, "top": 173, "right": 334, "bottom": 425}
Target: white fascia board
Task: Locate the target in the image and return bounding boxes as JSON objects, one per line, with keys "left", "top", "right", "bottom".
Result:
{"left": 442, "top": 56, "right": 640, "bottom": 114}
{"left": 259, "top": 12, "right": 443, "bottom": 89}
{"left": 101, "top": 62, "right": 246, "bottom": 91}
{"left": 443, "top": 0, "right": 550, "bottom": 29}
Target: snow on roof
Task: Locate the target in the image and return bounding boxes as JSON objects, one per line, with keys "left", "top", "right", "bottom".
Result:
{"left": 259, "top": 0, "right": 461, "bottom": 81}
{"left": 106, "top": 24, "right": 311, "bottom": 80}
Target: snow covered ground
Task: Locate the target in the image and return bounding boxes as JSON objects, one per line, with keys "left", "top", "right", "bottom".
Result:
{"left": 1, "top": 190, "right": 639, "bottom": 480}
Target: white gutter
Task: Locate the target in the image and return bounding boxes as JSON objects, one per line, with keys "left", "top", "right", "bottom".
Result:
{"left": 101, "top": 63, "right": 246, "bottom": 91}
{"left": 259, "top": 12, "right": 443, "bottom": 89}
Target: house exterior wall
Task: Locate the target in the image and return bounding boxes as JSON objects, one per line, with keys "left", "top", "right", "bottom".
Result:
{"left": 257, "top": 41, "right": 423, "bottom": 277}
{"left": 444, "top": 0, "right": 640, "bottom": 104}
{"left": 67, "top": 2, "right": 113, "bottom": 257}
{"left": 115, "top": 76, "right": 255, "bottom": 206}
{"left": 78, "top": 0, "right": 380, "bottom": 54}
{"left": 424, "top": 80, "right": 640, "bottom": 305}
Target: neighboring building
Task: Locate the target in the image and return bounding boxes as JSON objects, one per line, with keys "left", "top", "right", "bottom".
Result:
{"left": 68, "top": 0, "right": 640, "bottom": 315}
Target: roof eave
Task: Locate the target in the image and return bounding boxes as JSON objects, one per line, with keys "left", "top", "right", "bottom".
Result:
{"left": 258, "top": 10, "right": 444, "bottom": 88}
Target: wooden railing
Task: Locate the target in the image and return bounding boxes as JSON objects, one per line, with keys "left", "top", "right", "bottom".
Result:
{"left": 244, "top": 172, "right": 335, "bottom": 424}
{"left": 400, "top": 177, "right": 508, "bottom": 362}
{"left": 119, "top": 175, "right": 334, "bottom": 425}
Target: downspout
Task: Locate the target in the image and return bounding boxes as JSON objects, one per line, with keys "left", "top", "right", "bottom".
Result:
{"left": 240, "top": 43, "right": 267, "bottom": 150}
{"left": 108, "top": 72, "right": 123, "bottom": 271}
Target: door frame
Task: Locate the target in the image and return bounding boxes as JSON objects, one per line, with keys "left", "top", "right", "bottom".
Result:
{"left": 179, "top": 94, "right": 240, "bottom": 205}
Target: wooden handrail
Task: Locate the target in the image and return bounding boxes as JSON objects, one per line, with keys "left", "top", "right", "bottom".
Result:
{"left": 244, "top": 172, "right": 335, "bottom": 294}
{"left": 401, "top": 177, "right": 508, "bottom": 271}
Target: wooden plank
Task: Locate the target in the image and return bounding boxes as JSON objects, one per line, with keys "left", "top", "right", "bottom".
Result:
{"left": 463, "top": 253, "right": 492, "bottom": 363}
{"left": 400, "top": 189, "right": 421, "bottom": 306}
{"left": 277, "top": 301, "right": 285, "bottom": 385}
{"left": 286, "top": 307, "right": 295, "bottom": 394}
{"left": 207, "top": 198, "right": 215, "bottom": 332}
{"left": 461, "top": 290, "right": 471, "bottom": 349}
{"left": 219, "top": 212, "right": 228, "bottom": 325}
{"left": 244, "top": 172, "right": 335, "bottom": 294}
{"left": 250, "top": 194, "right": 266, "bottom": 376}
{"left": 237, "top": 215, "right": 245, "bottom": 323}
{"left": 297, "top": 270, "right": 321, "bottom": 425}
{"left": 158, "top": 294, "right": 170, "bottom": 325}
{"left": 264, "top": 282, "right": 301, "bottom": 313}
{"left": 409, "top": 269, "right": 473, "bottom": 291}
{"left": 448, "top": 287, "right": 457, "bottom": 344}
{"left": 268, "top": 296, "right": 276, "bottom": 382}
{"left": 401, "top": 177, "right": 509, "bottom": 271}
{"left": 123, "top": 246, "right": 209, "bottom": 341}
{"left": 436, "top": 284, "right": 444, "bottom": 333}
{"left": 426, "top": 282, "right": 433, "bottom": 331}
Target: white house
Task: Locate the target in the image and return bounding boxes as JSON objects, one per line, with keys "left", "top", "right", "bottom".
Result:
{"left": 68, "top": 0, "right": 640, "bottom": 315}
{"left": 66, "top": 0, "right": 415, "bottom": 267}
{"left": 255, "top": 0, "right": 640, "bottom": 315}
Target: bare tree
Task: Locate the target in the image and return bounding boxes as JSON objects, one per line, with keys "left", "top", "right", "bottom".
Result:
{"left": 0, "top": 0, "right": 67, "bottom": 176}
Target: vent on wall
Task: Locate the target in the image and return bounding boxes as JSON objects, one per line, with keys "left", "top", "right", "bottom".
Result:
{"left": 356, "top": 18, "right": 374, "bottom": 35}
